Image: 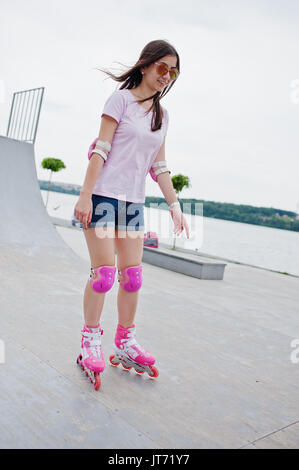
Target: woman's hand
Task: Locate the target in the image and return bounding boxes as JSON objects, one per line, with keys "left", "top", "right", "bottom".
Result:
{"left": 170, "top": 205, "right": 190, "bottom": 239}
{"left": 74, "top": 194, "right": 93, "bottom": 230}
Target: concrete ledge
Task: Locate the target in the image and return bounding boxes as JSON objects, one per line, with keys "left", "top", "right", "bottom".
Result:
{"left": 142, "top": 245, "right": 226, "bottom": 280}
{"left": 51, "top": 216, "right": 74, "bottom": 229}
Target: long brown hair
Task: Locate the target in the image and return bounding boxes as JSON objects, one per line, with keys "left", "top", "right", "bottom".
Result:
{"left": 98, "top": 39, "right": 180, "bottom": 131}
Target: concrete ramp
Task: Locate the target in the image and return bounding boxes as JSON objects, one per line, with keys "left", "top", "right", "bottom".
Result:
{"left": 0, "top": 136, "right": 69, "bottom": 252}
{"left": 1, "top": 136, "right": 299, "bottom": 449}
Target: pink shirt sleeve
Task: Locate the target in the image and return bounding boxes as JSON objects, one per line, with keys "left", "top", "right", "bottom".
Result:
{"left": 101, "top": 90, "right": 126, "bottom": 124}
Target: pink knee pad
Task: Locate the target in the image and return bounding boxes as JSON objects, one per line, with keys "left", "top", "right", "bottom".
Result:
{"left": 118, "top": 265, "right": 142, "bottom": 292}
{"left": 89, "top": 266, "right": 117, "bottom": 293}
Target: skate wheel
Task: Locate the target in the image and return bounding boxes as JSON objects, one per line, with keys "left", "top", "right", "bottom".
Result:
{"left": 148, "top": 366, "right": 159, "bottom": 378}
{"left": 94, "top": 373, "right": 101, "bottom": 391}
{"left": 109, "top": 354, "right": 120, "bottom": 367}
{"left": 121, "top": 364, "right": 132, "bottom": 371}
{"left": 135, "top": 369, "right": 144, "bottom": 375}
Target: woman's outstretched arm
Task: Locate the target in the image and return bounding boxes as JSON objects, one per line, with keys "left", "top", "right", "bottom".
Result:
{"left": 153, "top": 138, "right": 190, "bottom": 238}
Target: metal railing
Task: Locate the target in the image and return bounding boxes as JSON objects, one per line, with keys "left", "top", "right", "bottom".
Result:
{"left": 6, "top": 87, "right": 45, "bottom": 144}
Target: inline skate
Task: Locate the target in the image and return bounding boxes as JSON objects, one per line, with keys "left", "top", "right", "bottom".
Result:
{"left": 109, "top": 324, "right": 159, "bottom": 378}
{"left": 77, "top": 324, "right": 105, "bottom": 390}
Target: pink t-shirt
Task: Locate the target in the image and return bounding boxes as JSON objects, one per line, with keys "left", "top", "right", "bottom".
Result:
{"left": 91, "top": 88, "right": 169, "bottom": 203}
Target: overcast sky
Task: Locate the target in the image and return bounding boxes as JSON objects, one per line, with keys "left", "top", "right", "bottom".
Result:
{"left": 1, "top": 0, "right": 298, "bottom": 212}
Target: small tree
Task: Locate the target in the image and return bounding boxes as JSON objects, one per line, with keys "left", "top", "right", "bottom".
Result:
{"left": 171, "top": 173, "right": 191, "bottom": 250}
{"left": 41, "top": 158, "right": 66, "bottom": 207}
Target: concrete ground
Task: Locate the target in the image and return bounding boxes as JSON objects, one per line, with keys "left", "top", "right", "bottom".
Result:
{"left": 1, "top": 225, "right": 299, "bottom": 448}
{"left": 1, "top": 136, "right": 299, "bottom": 449}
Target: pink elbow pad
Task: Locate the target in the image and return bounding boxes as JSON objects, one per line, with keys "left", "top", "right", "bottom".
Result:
{"left": 88, "top": 138, "right": 98, "bottom": 160}
{"left": 149, "top": 161, "right": 170, "bottom": 182}
{"left": 149, "top": 167, "right": 158, "bottom": 182}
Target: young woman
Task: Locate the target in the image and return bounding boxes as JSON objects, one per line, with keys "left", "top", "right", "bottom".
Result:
{"left": 74, "top": 39, "right": 189, "bottom": 389}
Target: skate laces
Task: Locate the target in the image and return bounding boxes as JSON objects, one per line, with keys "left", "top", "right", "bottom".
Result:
{"left": 82, "top": 330, "right": 102, "bottom": 358}
{"left": 120, "top": 328, "right": 145, "bottom": 353}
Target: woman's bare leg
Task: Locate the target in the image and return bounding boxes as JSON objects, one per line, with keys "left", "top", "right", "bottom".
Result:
{"left": 83, "top": 226, "right": 115, "bottom": 326}
{"left": 114, "top": 230, "right": 144, "bottom": 328}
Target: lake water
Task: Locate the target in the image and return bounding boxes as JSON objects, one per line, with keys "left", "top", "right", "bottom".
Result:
{"left": 41, "top": 190, "right": 299, "bottom": 276}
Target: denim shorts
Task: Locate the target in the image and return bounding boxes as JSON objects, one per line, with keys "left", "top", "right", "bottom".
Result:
{"left": 81, "top": 194, "right": 145, "bottom": 231}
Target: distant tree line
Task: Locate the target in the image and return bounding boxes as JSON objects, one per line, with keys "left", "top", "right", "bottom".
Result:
{"left": 145, "top": 196, "right": 299, "bottom": 233}
{"left": 38, "top": 181, "right": 299, "bottom": 233}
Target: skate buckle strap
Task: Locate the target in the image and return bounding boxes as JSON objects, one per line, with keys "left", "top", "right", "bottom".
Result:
{"left": 120, "top": 328, "right": 139, "bottom": 350}
{"left": 82, "top": 331, "right": 102, "bottom": 347}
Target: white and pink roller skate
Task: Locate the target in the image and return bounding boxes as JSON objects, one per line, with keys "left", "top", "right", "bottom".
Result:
{"left": 77, "top": 324, "right": 105, "bottom": 390}
{"left": 109, "top": 324, "right": 159, "bottom": 378}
